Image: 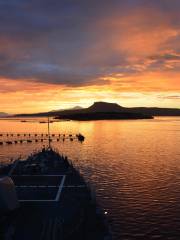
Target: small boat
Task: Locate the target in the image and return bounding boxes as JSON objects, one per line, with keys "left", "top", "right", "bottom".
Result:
{"left": 76, "top": 133, "right": 85, "bottom": 142}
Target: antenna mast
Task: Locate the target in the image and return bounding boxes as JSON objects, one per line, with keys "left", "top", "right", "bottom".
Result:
{"left": 48, "top": 117, "right": 51, "bottom": 148}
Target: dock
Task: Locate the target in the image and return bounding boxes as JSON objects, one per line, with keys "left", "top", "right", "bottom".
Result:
{"left": 0, "top": 133, "right": 85, "bottom": 145}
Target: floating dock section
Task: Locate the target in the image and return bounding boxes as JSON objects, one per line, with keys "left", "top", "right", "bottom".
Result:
{"left": 0, "top": 133, "right": 85, "bottom": 145}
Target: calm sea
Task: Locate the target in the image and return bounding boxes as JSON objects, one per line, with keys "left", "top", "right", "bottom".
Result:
{"left": 0, "top": 117, "right": 180, "bottom": 239}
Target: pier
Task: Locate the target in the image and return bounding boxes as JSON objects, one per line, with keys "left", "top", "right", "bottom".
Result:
{"left": 0, "top": 133, "right": 85, "bottom": 145}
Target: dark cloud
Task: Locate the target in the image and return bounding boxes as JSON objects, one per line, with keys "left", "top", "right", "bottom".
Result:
{"left": 150, "top": 53, "right": 180, "bottom": 61}
{"left": 0, "top": 0, "right": 179, "bottom": 87}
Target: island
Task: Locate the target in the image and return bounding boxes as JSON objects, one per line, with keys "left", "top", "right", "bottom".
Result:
{"left": 12, "top": 101, "right": 180, "bottom": 120}
{"left": 55, "top": 102, "right": 153, "bottom": 120}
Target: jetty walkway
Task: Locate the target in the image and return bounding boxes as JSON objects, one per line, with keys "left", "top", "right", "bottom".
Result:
{"left": 0, "top": 133, "right": 85, "bottom": 145}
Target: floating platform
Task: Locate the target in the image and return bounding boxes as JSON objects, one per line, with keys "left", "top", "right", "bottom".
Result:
{"left": 0, "top": 133, "right": 85, "bottom": 145}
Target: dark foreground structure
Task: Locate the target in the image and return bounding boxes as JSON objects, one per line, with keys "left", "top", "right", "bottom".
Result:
{"left": 0, "top": 148, "right": 111, "bottom": 240}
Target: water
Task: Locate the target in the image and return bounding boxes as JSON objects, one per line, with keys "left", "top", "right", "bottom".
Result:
{"left": 0, "top": 117, "right": 180, "bottom": 239}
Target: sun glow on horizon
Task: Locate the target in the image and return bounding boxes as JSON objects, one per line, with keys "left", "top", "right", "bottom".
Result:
{"left": 0, "top": 1, "right": 179, "bottom": 113}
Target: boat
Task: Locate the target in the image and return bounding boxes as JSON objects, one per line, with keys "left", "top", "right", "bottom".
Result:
{"left": 0, "top": 148, "right": 110, "bottom": 239}
{"left": 76, "top": 134, "right": 85, "bottom": 142}
{"left": 0, "top": 119, "right": 111, "bottom": 239}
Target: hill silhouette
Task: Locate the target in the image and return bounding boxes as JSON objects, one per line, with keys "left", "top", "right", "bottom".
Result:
{"left": 86, "top": 102, "right": 123, "bottom": 112}
{"left": 14, "top": 101, "right": 180, "bottom": 119}
{"left": 0, "top": 112, "right": 9, "bottom": 117}
{"left": 55, "top": 102, "right": 152, "bottom": 120}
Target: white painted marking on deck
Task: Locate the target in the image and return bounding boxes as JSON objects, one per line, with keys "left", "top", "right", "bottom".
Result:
{"left": 55, "top": 175, "right": 66, "bottom": 201}
{"left": 63, "top": 185, "right": 86, "bottom": 188}
{"left": 16, "top": 185, "right": 58, "bottom": 188}
{"left": 16, "top": 185, "right": 86, "bottom": 188}
{"left": 12, "top": 174, "right": 64, "bottom": 177}
{"left": 19, "top": 199, "right": 56, "bottom": 202}
{"left": 18, "top": 175, "right": 66, "bottom": 202}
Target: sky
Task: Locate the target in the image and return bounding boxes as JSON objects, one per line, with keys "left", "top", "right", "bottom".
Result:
{"left": 0, "top": 0, "right": 180, "bottom": 113}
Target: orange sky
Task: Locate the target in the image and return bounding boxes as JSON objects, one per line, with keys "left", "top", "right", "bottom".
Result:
{"left": 0, "top": 1, "right": 179, "bottom": 113}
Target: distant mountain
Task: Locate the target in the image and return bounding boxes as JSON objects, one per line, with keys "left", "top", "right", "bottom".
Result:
{"left": 14, "top": 101, "right": 180, "bottom": 119}
{"left": 50, "top": 106, "right": 82, "bottom": 112}
{"left": 52, "top": 102, "right": 124, "bottom": 116}
{"left": 86, "top": 102, "right": 123, "bottom": 112}
{"left": 55, "top": 102, "right": 152, "bottom": 120}
{"left": 71, "top": 106, "right": 83, "bottom": 110}
{"left": 14, "top": 106, "right": 83, "bottom": 117}
{"left": 127, "top": 107, "right": 180, "bottom": 116}
{"left": 0, "top": 112, "right": 9, "bottom": 117}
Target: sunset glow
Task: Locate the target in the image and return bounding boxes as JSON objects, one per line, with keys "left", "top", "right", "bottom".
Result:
{"left": 0, "top": 0, "right": 179, "bottom": 113}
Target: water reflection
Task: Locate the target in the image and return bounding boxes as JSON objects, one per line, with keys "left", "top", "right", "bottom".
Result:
{"left": 0, "top": 117, "right": 180, "bottom": 239}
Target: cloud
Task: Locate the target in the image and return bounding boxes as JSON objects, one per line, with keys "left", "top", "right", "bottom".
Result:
{"left": 158, "top": 95, "right": 180, "bottom": 100}
{"left": 0, "top": 0, "right": 179, "bottom": 112}
{"left": 0, "top": 0, "right": 179, "bottom": 87}
{"left": 150, "top": 53, "right": 180, "bottom": 61}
